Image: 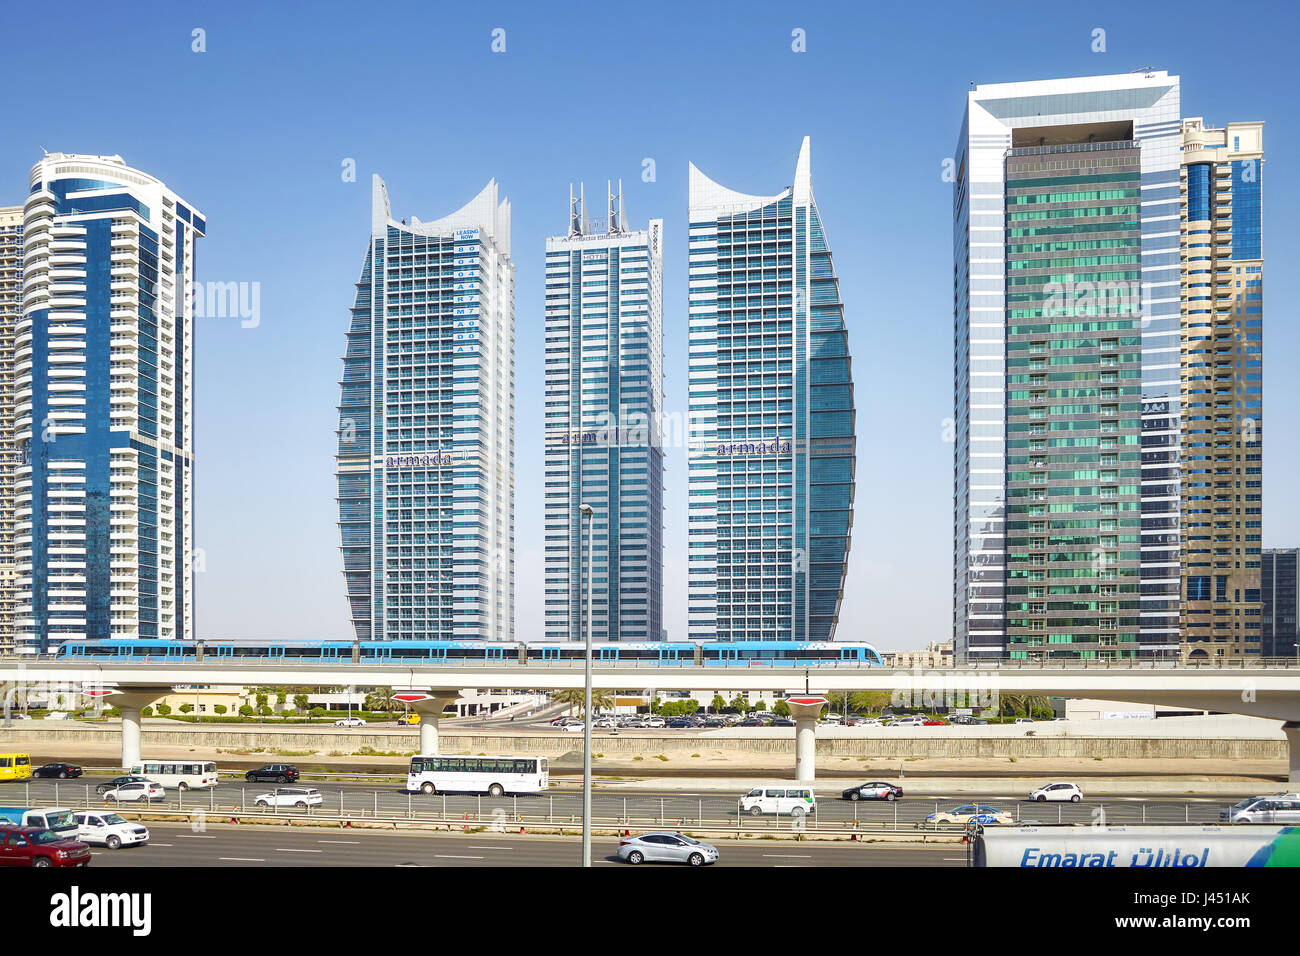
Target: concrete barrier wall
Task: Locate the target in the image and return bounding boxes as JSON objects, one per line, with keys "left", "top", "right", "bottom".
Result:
{"left": 2, "top": 725, "right": 1286, "bottom": 761}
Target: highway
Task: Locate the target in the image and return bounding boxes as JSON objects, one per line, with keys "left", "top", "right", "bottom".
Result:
{"left": 83, "top": 823, "right": 965, "bottom": 867}
{"left": 1, "top": 774, "right": 1258, "bottom": 829}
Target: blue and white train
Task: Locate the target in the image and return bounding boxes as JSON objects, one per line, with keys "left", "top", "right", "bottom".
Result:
{"left": 55, "top": 639, "right": 883, "bottom": 667}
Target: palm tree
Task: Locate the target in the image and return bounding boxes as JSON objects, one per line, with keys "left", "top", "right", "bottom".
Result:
{"left": 552, "top": 688, "right": 613, "bottom": 717}
{"left": 364, "top": 690, "right": 398, "bottom": 714}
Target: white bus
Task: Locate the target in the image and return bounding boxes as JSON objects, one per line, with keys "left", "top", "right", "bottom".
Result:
{"left": 129, "top": 759, "right": 218, "bottom": 790}
{"left": 407, "top": 755, "right": 548, "bottom": 797}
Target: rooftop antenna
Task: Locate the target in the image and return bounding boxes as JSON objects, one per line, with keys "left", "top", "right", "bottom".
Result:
{"left": 608, "top": 179, "right": 625, "bottom": 234}
{"left": 569, "top": 183, "right": 583, "bottom": 237}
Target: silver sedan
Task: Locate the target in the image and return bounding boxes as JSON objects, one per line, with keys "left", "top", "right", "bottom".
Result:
{"left": 617, "top": 832, "right": 720, "bottom": 866}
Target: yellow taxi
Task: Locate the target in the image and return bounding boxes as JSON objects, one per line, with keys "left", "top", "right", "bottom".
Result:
{"left": 0, "top": 753, "right": 32, "bottom": 781}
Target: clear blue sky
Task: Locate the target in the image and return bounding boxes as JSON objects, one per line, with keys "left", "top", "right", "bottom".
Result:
{"left": 4, "top": 0, "right": 1296, "bottom": 647}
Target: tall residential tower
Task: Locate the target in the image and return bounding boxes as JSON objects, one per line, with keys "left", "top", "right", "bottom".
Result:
{"left": 336, "top": 176, "right": 515, "bottom": 641}
{"left": 18, "top": 154, "right": 202, "bottom": 651}
{"left": 687, "top": 138, "right": 855, "bottom": 642}
{"left": 0, "top": 206, "right": 21, "bottom": 653}
{"left": 543, "top": 183, "right": 664, "bottom": 641}
{"left": 1178, "top": 118, "right": 1264, "bottom": 659}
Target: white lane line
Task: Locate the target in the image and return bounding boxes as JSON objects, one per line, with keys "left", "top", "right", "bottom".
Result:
{"left": 179, "top": 835, "right": 216, "bottom": 839}
{"left": 318, "top": 840, "right": 360, "bottom": 844}
{"left": 763, "top": 854, "right": 812, "bottom": 858}
{"left": 943, "top": 858, "right": 967, "bottom": 861}
{"left": 219, "top": 857, "right": 266, "bottom": 862}
{"left": 276, "top": 848, "right": 323, "bottom": 853}
{"left": 150, "top": 843, "right": 173, "bottom": 847}
{"left": 468, "top": 846, "right": 513, "bottom": 851}
{"left": 434, "top": 854, "right": 484, "bottom": 860}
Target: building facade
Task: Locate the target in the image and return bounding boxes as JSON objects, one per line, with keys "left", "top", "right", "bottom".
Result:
{"left": 952, "top": 73, "right": 1184, "bottom": 661}
{"left": 0, "top": 206, "right": 20, "bottom": 654}
{"left": 1178, "top": 118, "right": 1264, "bottom": 659}
{"left": 17, "top": 154, "right": 202, "bottom": 652}
{"left": 686, "top": 137, "right": 855, "bottom": 642}
{"left": 336, "top": 175, "right": 515, "bottom": 641}
{"left": 1261, "top": 549, "right": 1297, "bottom": 659}
{"left": 543, "top": 183, "right": 664, "bottom": 641}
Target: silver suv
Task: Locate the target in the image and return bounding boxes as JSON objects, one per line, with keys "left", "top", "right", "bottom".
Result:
{"left": 1219, "top": 793, "right": 1300, "bottom": 824}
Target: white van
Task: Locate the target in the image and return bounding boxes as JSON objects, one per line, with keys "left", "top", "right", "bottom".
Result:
{"left": 741, "top": 785, "right": 817, "bottom": 817}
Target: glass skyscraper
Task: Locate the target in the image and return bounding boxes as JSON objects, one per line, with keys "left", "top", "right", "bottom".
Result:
{"left": 18, "top": 153, "right": 203, "bottom": 651}
{"left": 0, "top": 205, "right": 20, "bottom": 654}
{"left": 952, "top": 72, "right": 1265, "bottom": 661}
{"left": 952, "top": 73, "right": 1184, "bottom": 661}
{"left": 543, "top": 183, "right": 664, "bottom": 641}
{"left": 687, "top": 137, "right": 855, "bottom": 642}
{"left": 336, "top": 175, "right": 515, "bottom": 641}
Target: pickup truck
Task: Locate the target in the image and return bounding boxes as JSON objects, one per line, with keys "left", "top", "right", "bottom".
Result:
{"left": 0, "top": 824, "right": 91, "bottom": 867}
{"left": 0, "top": 807, "right": 79, "bottom": 839}
{"left": 72, "top": 811, "right": 150, "bottom": 849}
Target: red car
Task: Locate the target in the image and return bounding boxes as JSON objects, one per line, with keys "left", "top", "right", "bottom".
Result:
{"left": 922, "top": 719, "right": 948, "bottom": 726}
{"left": 0, "top": 825, "right": 91, "bottom": 867}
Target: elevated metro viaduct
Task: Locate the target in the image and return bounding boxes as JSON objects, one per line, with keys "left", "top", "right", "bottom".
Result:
{"left": 2, "top": 659, "right": 1298, "bottom": 783}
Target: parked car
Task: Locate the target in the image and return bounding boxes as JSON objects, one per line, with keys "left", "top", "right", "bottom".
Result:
{"left": 736, "top": 717, "right": 766, "bottom": 727}
{"left": 922, "top": 719, "right": 948, "bottom": 726}
{"left": 701, "top": 717, "right": 725, "bottom": 728}
{"left": 254, "top": 787, "right": 323, "bottom": 809}
{"left": 924, "top": 804, "right": 1013, "bottom": 826}
{"left": 740, "top": 786, "right": 817, "bottom": 817}
{"left": 770, "top": 718, "right": 795, "bottom": 727}
{"left": 244, "top": 764, "right": 299, "bottom": 784}
{"left": 618, "top": 831, "right": 719, "bottom": 866}
{"left": 0, "top": 825, "right": 91, "bottom": 867}
{"left": 842, "top": 781, "right": 903, "bottom": 802}
{"left": 32, "top": 763, "right": 82, "bottom": 779}
{"left": 334, "top": 717, "right": 366, "bottom": 727}
{"left": 1220, "top": 793, "right": 1300, "bottom": 825}
{"left": 1013, "top": 718, "right": 1037, "bottom": 724}
{"left": 562, "top": 722, "right": 590, "bottom": 733}
{"left": 853, "top": 718, "right": 881, "bottom": 728}
{"left": 1029, "top": 782, "right": 1083, "bottom": 803}
{"left": 71, "top": 811, "right": 149, "bottom": 849}
{"left": 665, "top": 718, "right": 694, "bottom": 729}
{"left": 643, "top": 717, "right": 666, "bottom": 729}
{"left": 95, "top": 775, "right": 152, "bottom": 795}
{"left": 102, "top": 782, "right": 166, "bottom": 804}
{"left": 891, "top": 716, "right": 926, "bottom": 727}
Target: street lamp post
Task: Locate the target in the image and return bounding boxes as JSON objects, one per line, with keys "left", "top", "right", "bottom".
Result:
{"left": 579, "top": 502, "right": 595, "bottom": 868}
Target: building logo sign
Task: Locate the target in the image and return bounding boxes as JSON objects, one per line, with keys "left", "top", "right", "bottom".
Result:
{"left": 715, "top": 439, "right": 792, "bottom": 457}
{"left": 385, "top": 453, "right": 454, "bottom": 468}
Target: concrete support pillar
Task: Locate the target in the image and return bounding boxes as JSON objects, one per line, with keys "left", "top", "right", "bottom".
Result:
{"left": 95, "top": 688, "right": 172, "bottom": 770}
{"left": 1284, "top": 722, "right": 1300, "bottom": 786}
{"left": 392, "top": 692, "right": 459, "bottom": 755}
{"left": 784, "top": 696, "right": 828, "bottom": 783}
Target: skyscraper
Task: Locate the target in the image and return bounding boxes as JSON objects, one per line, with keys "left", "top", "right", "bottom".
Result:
{"left": 17, "top": 154, "right": 202, "bottom": 651}
{"left": 543, "top": 183, "right": 664, "bottom": 642}
{"left": 1261, "top": 549, "right": 1297, "bottom": 659}
{"left": 336, "top": 175, "right": 515, "bottom": 641}
{"left": 952, "top": 73, "right": 1184, "bottom": 661}
{"left": 0, "top": 206, "right": 21, "bottom": 654}
{"left": 686, "top": 137, "right": 855, "bottom": 642}
{"left": 952, "top": 72, "right": 1266, "bottom": 662}
{"left": 1178, "top": 118, "right": 1264, "bottom": 659}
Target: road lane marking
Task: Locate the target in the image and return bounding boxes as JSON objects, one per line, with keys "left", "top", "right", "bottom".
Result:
{"left": 219, "top": 857, "right": 265, "bottom": 862}
{"left": 276, "top": 848, "right": 323, "bottom": 853}
{"left": 318, "top": 840, "right": 360, "bottom": 844}
{"left": 434, "top": 854, "right": 484, "bottom": 860}
{"left": 763, "top": 854, "right": 812, "bottom": 858}
{"left": 179, "top": 834, "right": 216, "bottom": 839}
{"left": 468, "top": 846, "right": 513, "bottom": 850}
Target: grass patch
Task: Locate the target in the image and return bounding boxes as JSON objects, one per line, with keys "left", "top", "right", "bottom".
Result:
{"left": 633, "top": 756, "right": 644, "bottom": 761}
{"left": 691, "top": 753, "right": 701, "bottom": 758}
{"left": 655, "top": 755, "right": 669, "bottom": 762}
{"left": 1008, "top": 756, "right": 1017, "bottom": 763}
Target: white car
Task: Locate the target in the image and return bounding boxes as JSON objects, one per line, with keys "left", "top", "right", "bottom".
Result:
{"left": 72, "top": 811, "right": 150, "bottom": 849}
{"left": 891, "top": 716, "right": 926, "bottom": 727}
{"left": 103, "top": 781, "right": 166, "bottom": 803}
{"left": 1029, "top": 782, "right": 1083, "bottom": 803}
{"left": 563, "top": 722, "right": 590, "bottom": 733}
{"left": 643, "top": 717, "right": 666, "bottom": 728}
{"left": 1013, "top": 718, "right": 1037, "bottom": 724}
{"left": 255, "top": 786, "right": 324, "bottom": 809}
{"left": 334, "top": 716, "right": 366, "bottom": 727}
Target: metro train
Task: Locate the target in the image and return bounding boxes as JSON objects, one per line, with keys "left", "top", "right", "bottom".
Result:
{"left": 55, "top": 638, "right": 884, "bottom": 667}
